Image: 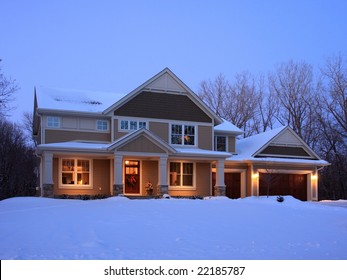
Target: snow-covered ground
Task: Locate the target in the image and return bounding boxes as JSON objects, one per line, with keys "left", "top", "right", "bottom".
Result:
{"left": 0, "top": 196, "right": 347, "bottom": 260}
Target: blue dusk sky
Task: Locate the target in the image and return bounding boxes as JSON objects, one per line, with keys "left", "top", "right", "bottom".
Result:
{"left": 1, "top": 0, "right": 347, "bottom": 121}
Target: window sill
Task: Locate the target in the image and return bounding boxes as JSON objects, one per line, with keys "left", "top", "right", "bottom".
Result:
{"left": 169, "top": 186, "right": 196, "bottom": 191}
{"left": 59, "top": 185, "right": 93, "bottom": 190}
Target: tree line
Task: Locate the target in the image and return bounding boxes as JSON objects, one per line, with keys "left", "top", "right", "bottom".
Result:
{"left": 0, "top": 60, "right": 37, "bottom": 200}
{"left": 199, "top": 54, "right": 347, "bottom": 199}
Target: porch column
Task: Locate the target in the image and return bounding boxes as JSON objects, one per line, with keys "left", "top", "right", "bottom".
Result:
{"left": 158, "top": 156, "right": 168, "bottom": 195}
{"left": 42, "top": 152, "right": 54, "bottom": 197}
{"left": 214, "top": 159, "right": 226, "bottom": 196}
{"left": 113, "top": 154, "right": 123, "bottom": 196}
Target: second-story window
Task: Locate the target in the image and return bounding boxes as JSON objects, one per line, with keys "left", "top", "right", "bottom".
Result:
{"left": 171, "top": 124, "right": 195, "bottom": 146}
{"left": 120, "top": 120, "right": 147, "bottom": 131}
{"left": 96, "top": 120, "right": 108, "bottom": 131}
{"left": 215, "top": 136, "right": 227, "bottom": 152}
{"left": 47, "top": 116, "right": 60, "bottom": 128}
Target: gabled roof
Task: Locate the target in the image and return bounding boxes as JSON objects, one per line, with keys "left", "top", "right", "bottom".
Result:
{"left": 103, "top": 67, "right": 223, "bottom": 124}
{"left": 229, "top": 126, "right": 329, "bottom": 165}
{"left": 107, "top": 128, "right": 176, "bottom": 154}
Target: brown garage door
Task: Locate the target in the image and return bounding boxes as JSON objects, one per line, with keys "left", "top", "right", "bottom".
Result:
{"left": 259, "top": 173, "right": 307, "bottom": 201}
{"left": 212, "top": 172, "right": 241, "bottom": 199}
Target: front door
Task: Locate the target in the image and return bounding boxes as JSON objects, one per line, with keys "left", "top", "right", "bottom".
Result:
{"left": 124, "top": 160, "right": 140, "bottom": 194}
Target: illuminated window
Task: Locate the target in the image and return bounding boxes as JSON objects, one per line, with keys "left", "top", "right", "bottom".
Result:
{"left": 61, "top": 159, "right": 92, "bottom": 188}
{"left": 169, "top": 162, "right": 194, "bottom": 188}
{"left": 47, "top": 116, "right": 60, "bottom": 128}
{"left": 171, "top": 124, "right": 195, "bottom": 146}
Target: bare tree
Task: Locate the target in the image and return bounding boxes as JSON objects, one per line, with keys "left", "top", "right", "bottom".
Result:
{"left": 321, "top": 54, "right": 347, "bottom": 138}
{"left": 317, "top": 54, "right": 347, "bottom": 199}
{"left": 0, "top": 59, "right": 19, "bottom": 115}
{"left": 199, "top": 72, "right": 260, "bottom": 137}
{"left": 253, "top": 75, "right": 279, "bottom": 134}
{"left": 199, "top": 73, "right": 228, "bottom": 117}
{"left": 268, "top": 60, "right": 318, "bottom": 146}
{"left": 21, "top": 112, "right": 37, "bottom": 147}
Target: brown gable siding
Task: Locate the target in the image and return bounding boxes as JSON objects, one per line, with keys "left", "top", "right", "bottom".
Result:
{"left": 45, "top": 129, "right": 111, "bottom": 143}
{"left": 114, "top": 91, "right": 212, "bottom": 122}
{"left": 198, "top": 126, "right": 212, "bottom": 150}
{"left": 118, "top": 135, "right": 166, "bottom": 153}
{"left": 258, "top": 145, "right": 311, "bottom": 158}
{"left": 149, "top": 122, "right": 169, "bottom": 142}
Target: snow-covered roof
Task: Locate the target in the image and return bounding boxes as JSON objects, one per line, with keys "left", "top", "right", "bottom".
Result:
{"left": 228, "top": 126, "right": 329, "bottom": 166}
{"left": 214, "top": 118, "right": 243, "bottom": 135}
{"left": 35, "top": 86, "right": 126, "bottom": 114}
{"left": 175, "top": 147, "right": 231, "bottom": 158}
{"left": 38, "top": 140, "right": 232, "bottom": 159}
{"left": 235, "top": 126, "right": 287, "bottom": 158}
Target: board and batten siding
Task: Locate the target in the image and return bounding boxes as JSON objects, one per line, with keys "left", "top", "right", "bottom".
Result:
{"left": 45, "top": 130, "right": 111, "bottom": 143}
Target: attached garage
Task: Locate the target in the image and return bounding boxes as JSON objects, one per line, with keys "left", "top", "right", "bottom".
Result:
{"left": 259, "top": 173, "right": 307, "bottom": 201}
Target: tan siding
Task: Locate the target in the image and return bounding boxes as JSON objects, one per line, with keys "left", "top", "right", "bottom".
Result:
{"left": 93, "top": 159, "right": 111, "bottom": 195}
{"left": 114, "top": 91, "right": 212, "bottom": 122}
{"left": 141, "top": 160, "right": 158, "bottom": 194}
{"left": 198, "top": 126, "right": 212, "bottom": 150}
{"left": 149, "top": 122, "right": 169, "bottom": 142}
{"left": 228, "top": 136, "right": 236, "bottom": 153}
{"left": 118, "top": 135, "right": 166, "bottom": 153}
{"left": 79, "top": 118, "right": 95, "bottom": 130}
{"left": 45, "top": 129, "right": 110, "bottom": 143}
{"left": 62, "top": 117, "right": 78, "bottom": 129}
{"left": 169, "top": 162, "right": 211, "bottom": 197}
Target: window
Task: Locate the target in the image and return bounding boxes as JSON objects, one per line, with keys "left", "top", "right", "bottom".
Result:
{"left": 121, "top": 120, "right": 129, "bottom": 130}
{"left": 215, "top": 136, "right": 227, "bottom": 151}
{"left": 169, "top": 162, "right": 194, "bottom": 188}
{"left": 171, "top": 124, "right": 195, "bottom": 146}
{"left": 47, "top": 116, "right": 60, "bottom": 128}
{"left": 61, "top": 159, "right": 92, "bottom": 188}
{"left": 120, "top": 120, "right": 147, "bottom": 131}
{"left": 96, "top": 120, "right": 108, "bottom": 131}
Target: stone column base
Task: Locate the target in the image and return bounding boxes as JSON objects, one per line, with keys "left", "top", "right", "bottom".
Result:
{"left": 214, "top": 185, "right": 226, "bottom": 196}
{"left": 113, "top": 184, "right": 124, "bottom": 196}
{"left": 157, "top": 185, "right": 169, "bottom": 195}
{"left": 42, "top": 184, "right": 54, "bottom": 198}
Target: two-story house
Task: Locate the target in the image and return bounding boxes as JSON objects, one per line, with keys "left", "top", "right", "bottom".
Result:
{"left": 33, "top": 68, "right": 328, "bottom": 201}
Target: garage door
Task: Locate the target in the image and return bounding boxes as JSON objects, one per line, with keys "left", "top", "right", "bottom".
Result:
{"left": 259, "top": 173, "right": 307, "bottom": 201}
{"left": 212, "top": 172, "right": 241, "bottom": 199}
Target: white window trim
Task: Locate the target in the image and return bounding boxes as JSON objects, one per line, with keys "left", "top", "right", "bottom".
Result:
{"left": 119, "top": 119, "right": 148, "bottom": 132}
{"left": 169, "top": 123, "right": 197, "bottom": 147}
{"left": 96, "top": 120, "right": 109, "bottom": 131}
{"left": 47, "top": 116, "right": 61, "bottom": 128}
{"left": 214, "top": 135, "right": 228, "bottom": 152}
{"left": 59, "top": 158, "right": 93, "bottom": 189}
{"left": 168, "top": 161, "right": 196, "bottom": 190}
